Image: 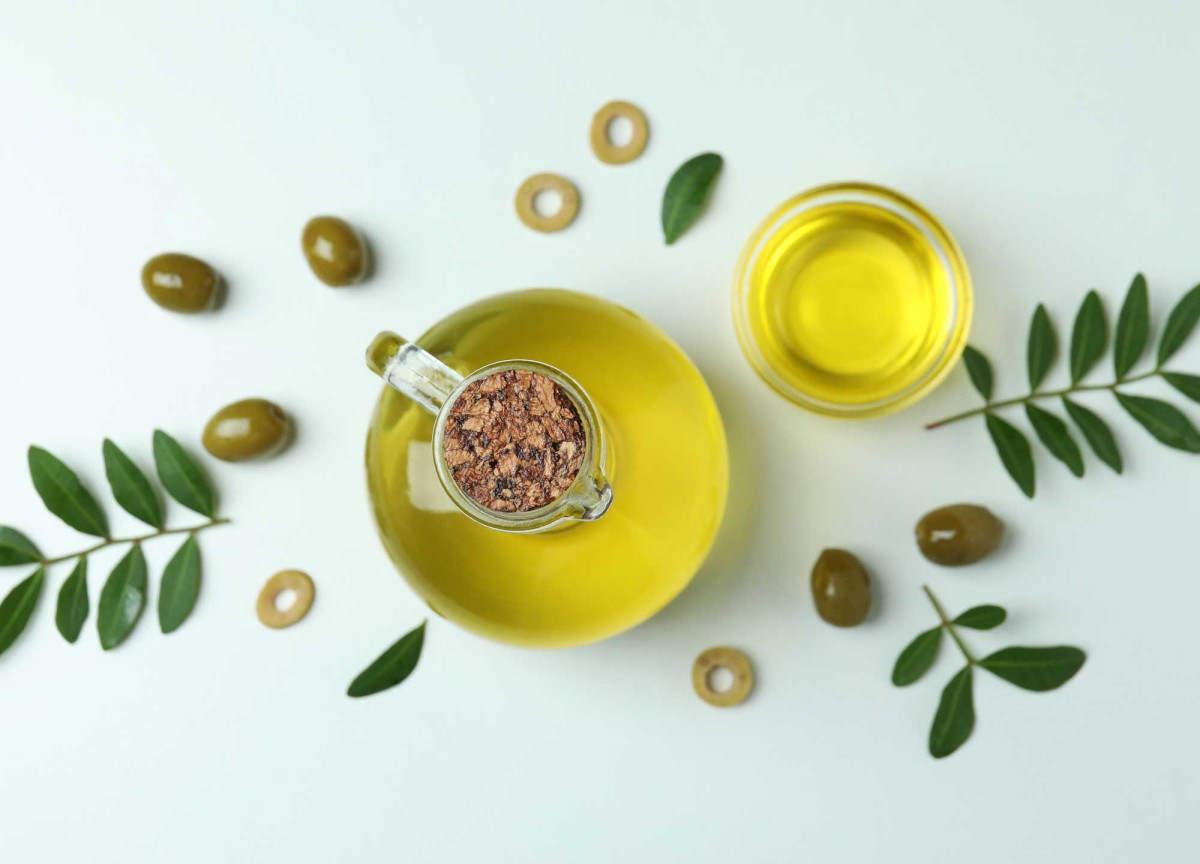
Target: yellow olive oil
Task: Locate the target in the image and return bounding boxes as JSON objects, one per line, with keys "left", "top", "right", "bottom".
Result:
{"left": 365, "top": 289, "right": 728, "bottom": 648}
{"left": 735, "top": 184, "right": 971, "bottom": 416}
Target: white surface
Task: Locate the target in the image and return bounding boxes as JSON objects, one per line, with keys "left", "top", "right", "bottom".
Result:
{"left": 1, "top": 2, "right": 1197, "bottom": 861}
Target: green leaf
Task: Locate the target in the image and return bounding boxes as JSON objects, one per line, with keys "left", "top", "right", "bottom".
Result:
{"left": 1063, "top": 398, "right": 1123, "bottom": 473}
{"left": 0, "top": 527, "right": 41, "bottom": 567}
{"left": 985, "top": 414, "right": 1036, "bottom": 498}
{"left": 0, "top": 568, "right": 45, "bottom": 657}
{"left": 1025, "top": 403, "right": 1085, "bottom": 477}
{"left": 28, "top": 446, "right": 109, "bottom": 538}
{"left": 980, "top": 645, "right": 1086, "bottom": 692}
{"left": 952, "top": 605, "right": 1007, "bottom": 630}
{"left": 1115, "top": 393, "right": 1200, "bottom": 453}
{"left": 55, "top": 556, "right": 89, "bottom": 644}
{"left": 891, "top": 626, "right": 942, "bottom": 687}
{"left": 1027, "top": 305, "right": 1057, "bottom": 390}
{"left": 928, "top": 665, "right": 975, "bottom": 759}
{"left": 152, "top": 430, "right": 215, "bottom": 518}
{"left": 962, "top": 346, "right": 993, "bottom": 401}
{"left": 1069, "top": 291, "right": 1107, "bottom": 384}
{"left": 159, "top": 536, "right": 201, "bottom": 634}
{"left": 661, "top": 153, "right": 723, "bottom": 245}
{"left": 1157, "top": 283, "right": 1200, "bottom": 366}
{"left": 97, "top": 545, "right": 148, "bottom": 650}
{"left": 1113, "top": 273, "right": 1149, "bottom": 378}
{"left": 103, "top": 439, "right": 163, "bottom": 529}
{"left": 1163, "top": 372, "right": 1200, "bottom": 404}
{"left": 348, "top": 620, "right": 427, "bottom": 698}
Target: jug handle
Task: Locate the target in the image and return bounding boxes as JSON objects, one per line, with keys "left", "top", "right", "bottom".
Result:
{"left": 366, "top": 331, "right": 463, "bottom": 414}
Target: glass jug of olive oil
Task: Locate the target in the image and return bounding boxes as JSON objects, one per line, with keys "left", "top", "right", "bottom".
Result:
{"left": 364, "top": 289, "right": 728, "bottom": 648}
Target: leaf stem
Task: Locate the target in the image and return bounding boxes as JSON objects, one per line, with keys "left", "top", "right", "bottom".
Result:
{"left": 38, "top": 517, "right": 230, "bottom": 566}
{"left": 922, "top": 584, "right": 977, "bottom": 665}
{"left": 924, "top": 369, "right": 1161, "bottom": 430}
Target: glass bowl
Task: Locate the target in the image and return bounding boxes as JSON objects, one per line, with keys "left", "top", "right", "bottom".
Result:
{"left": 733, "top": 182, "right": 972, "bottom": 418}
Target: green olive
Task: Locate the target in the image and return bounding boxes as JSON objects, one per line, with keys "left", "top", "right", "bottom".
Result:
{"left": 141, "top": 253, "right": 219, "bottom": 312}
{"left": 811, "top": 548, "right": 871, "bottom": 627}
{"left": 916, "top": 504, "right": 1004, "bottom": 566}
{"left": 202, "top": 399, "right": 292, "bottom": 462}
{"left": 301, "top": 216, "right": 368, "bottom": 286}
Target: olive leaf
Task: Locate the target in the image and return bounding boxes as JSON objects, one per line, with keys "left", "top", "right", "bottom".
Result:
{"left": 97, "top": 545, "right": 148, "bottom": 650}
{"left": 1069, "top": 291, "right": 1107, "bottom": 384}
{"left": 985, "top": 414, "right": 1035, "bottom": 498}
{"left": 28, "top": 446, "right": 109, "bottom": 538}
{"left": 891, "top": 626, "right": 942, "bottom": 686}
{"left": 159, "top": 536, "right": 201, "bottom": 635}
{"left": 153, "top": 430, "right": 215, "bottom": 518}
{"left": 1027, "top": 305, "right": 1057, "bottom": 390}
{"left": 0, "top": 568, "right": 45, "bottom": 658}
{"left": 1113, "top": 273, "right": 1149, "bottom": 378}
{"left": 1163, "top": 372, "right": 1200, "bottom": 404}
{"left": 962, "top": 346, "right": 993, "bottom": 401}
{"left": 0, "top": 527, "right": 41, "bottom": 567}
{"left": 661, "top": 153, "right": 723, "bottom": 245}
{"left": 952, "top": 605, "right": 1006, "bottom": 630}
{"left": 979, "top": 646, "right": 1086, "bottom": 692}
{"left": 1115, "top": 393, "right": 1200, "bottom": 453}
{"left": 348, "top": 620, "right": 427, "bottom": 698}
{"left": 55, "top": 556, "right": 89, "bottom": 644}
{"left": 103, "top": 439, "right": 163, "bottom": 529}
{"left": 1025, "top": 404, "right": 1084, "bottom": 477}
{"left": 929, "top": 666, "right": 975, "bottom": 759}
{"left": 896, "top": 587, "right": 1086, "bottom": 760}
{"left": 1062, "top": 398, "right": 1123, "bottom": 474}
{"left": 927, "top": 277, "right": 1200, "bottom": 496}
{"left": 1157, "top": 283, "right": 1200, "bottom": 366}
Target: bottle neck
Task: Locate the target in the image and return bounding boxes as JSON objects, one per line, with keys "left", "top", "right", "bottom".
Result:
{"left": 432, "top": 361, "right": 613, "bottom": 534}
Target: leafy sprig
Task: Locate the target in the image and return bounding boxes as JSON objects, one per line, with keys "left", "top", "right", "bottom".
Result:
{"left": 0, "top": 431, "right": 228, "bottom": 659}
{"left": 892, "top": 586, "right": 1086, "bottom": 758}
{"left": 927, "top": 275, "right": 1200, "bottom": 496}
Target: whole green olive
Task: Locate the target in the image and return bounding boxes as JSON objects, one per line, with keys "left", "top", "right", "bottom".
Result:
{"left": 811, "top": 548, "right": 871, "bottom": 627}
{"left": 301, "top": 216, "right": 368, "bottom": 286}
{"left": 916, "top": 504, "right": 1005, "bottom": 566}
{"left": 202, "top": 399, "right": 292, "bottom": 462}
{"left": 141, "top": 253, "right": 219, "bottom": 312}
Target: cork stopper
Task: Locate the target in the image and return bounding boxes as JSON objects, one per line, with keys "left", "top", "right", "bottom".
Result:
{"left": 441, "top": 369, "right": 587, "bottom": 512}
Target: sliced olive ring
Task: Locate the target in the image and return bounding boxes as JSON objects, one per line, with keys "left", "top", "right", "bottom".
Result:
{"left": 590, "top": 100, "right": 649, "bottom": 165}
{"left": 515, "top": 173, "right": 580, "bottom": 233}
{"left": 692, "top": 646, "right": 754, "bottom": 708}
{"left": 256, "top": 569, "right": 315, "bottom": 629}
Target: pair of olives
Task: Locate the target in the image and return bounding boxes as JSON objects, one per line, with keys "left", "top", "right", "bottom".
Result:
{"left": 141, "top": 216, "right": 370, "bottom": 313}
{"left": 810, "top": 504, "right": 1006, "bottom": 628}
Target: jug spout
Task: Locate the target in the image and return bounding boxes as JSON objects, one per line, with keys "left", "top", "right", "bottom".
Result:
{"left": 572, "top": 471, "right": 614, "bottom": 521}
{"left": 366, "top": 331, "right": 463, "bottom": 414}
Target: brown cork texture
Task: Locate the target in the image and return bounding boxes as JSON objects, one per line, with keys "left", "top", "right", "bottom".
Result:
{"left": 442, "top": 369, "right": 586, "bottom": 512}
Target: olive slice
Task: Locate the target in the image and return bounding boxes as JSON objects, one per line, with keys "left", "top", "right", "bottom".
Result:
{"left": 256, "top": 569, "right": 315, "bottom": 629}
{"left": 692, "top": 646, "right": 754, "bottom": 707}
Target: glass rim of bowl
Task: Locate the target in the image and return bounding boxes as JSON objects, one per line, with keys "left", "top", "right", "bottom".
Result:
{"left": 732, "top": 181, "right": 973, "bottom": 419}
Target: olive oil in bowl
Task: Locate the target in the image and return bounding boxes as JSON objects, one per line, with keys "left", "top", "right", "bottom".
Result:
{"left": 734, "top": 183, "right": 971, "bottom": 417}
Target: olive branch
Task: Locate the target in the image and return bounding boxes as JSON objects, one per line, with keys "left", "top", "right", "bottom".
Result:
{"left": 926, "top": 274, "right": 1200, "bottom": 497}
{"left": 893, "top": 586, "right": 1086, "bottom": 758}
{"left": 0, "top": 431, "right": 227, "bottom": 658}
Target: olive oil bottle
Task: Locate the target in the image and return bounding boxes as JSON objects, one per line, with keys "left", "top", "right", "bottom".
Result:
{"left": 365, "top": 289, "right": 728, "bottom": 648}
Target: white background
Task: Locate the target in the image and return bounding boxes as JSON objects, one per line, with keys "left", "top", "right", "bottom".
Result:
{"left": 1, "top": 1, "right": 1197, "bottom": 861}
